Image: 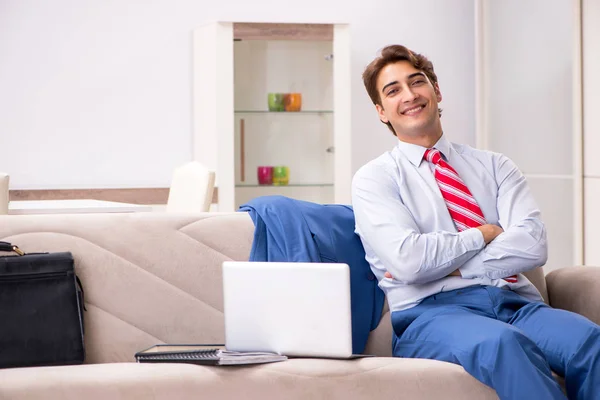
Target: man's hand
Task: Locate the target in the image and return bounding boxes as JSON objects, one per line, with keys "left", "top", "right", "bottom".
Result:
{"left": 476, "top": 224, "right": 504, "bottom": 244}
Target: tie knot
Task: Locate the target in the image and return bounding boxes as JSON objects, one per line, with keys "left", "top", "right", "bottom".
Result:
{"left": 424, "top": 148, "right": 442, "bottom": 165}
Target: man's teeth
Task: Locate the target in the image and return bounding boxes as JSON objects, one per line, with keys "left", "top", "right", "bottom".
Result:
{"left": 404, "top": 106, "right": 424, "bottom": 115}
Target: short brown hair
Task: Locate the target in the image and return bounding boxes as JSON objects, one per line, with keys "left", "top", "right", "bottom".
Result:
{"left": 362, "top": 45, "right": 441, "bottom": 135}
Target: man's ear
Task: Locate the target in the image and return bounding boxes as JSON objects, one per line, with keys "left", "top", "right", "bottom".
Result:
{"left": 434, "top": 83, "right": 442, "bottom": 102}
{"left": 376, "top": 104, "right": 389, "bottom": 123}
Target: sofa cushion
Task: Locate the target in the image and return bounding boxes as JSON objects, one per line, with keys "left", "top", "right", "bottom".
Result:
{"left": 0, "top": 358, "right": 498, "bottom": 400}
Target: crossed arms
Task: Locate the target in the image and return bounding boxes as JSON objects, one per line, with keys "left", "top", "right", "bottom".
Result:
{"left": 352, "top": 155, "right": 547, "bottom": 285}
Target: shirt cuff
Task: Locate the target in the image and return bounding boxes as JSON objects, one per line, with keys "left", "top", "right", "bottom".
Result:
{"left": 457, "top": 228, "right": 486, "bottom": 279}
{"left": 460, "top": 227, "right": 485, "bottom": 251}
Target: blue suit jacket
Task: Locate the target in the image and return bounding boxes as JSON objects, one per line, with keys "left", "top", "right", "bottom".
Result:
{"left": 239, "top": 195, "right": 385, "bottom": 354}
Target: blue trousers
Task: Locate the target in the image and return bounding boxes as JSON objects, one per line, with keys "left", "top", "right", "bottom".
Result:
{"left": 391, "top": 285, "right": 600, "bottom": 400}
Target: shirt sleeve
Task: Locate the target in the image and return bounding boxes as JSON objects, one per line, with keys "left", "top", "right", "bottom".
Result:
{"left": 458, "top": 154, "right": 548, "bottom": 279}
{"left": 352, "top": 163, "right": 485, "bottom": 285}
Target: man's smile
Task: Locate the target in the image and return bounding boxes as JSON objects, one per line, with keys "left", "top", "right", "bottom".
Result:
{"left": 401, "top": 104, "right": 426, "bottom": 116}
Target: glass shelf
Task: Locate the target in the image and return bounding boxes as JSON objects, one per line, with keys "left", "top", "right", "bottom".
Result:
{"left": 236, "top": 183, "right": 333, "bottom": 188}
{"left": 234, "top": 110, "right": 333, "bottom": 114}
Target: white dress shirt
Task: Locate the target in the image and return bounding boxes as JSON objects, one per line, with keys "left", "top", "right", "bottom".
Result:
{"left": 352, "top": 135, "right": 545, "bottom": 312}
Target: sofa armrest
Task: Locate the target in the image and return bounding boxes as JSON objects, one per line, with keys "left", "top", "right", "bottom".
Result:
{"left": 546, "top": 266, "right": 600, "bottom": 325}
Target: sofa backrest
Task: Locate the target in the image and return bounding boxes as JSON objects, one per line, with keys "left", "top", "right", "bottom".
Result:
{"left": 0, "top": 212, "right": 549, "bottom": 361}
{"left": 0, "top": 212, "right": 255, "bottom": 363}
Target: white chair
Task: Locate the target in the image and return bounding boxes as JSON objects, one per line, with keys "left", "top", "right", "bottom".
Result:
{"left": 166, "top": 162, "right": 215, "bottom": 213}
{"left": 0, "top": 173, "right": 9, "bottom": 215}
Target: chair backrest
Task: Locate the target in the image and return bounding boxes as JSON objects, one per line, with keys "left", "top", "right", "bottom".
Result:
{"left": 0, "top": 173, "right": 9, "bottom": 215}
{"left": 166, "top": 162, "right": 215, "bottom": 213}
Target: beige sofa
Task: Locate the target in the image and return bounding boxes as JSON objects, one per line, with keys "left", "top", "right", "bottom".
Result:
{"left": 0, "top": 212, "right": 598, "bottom": 399}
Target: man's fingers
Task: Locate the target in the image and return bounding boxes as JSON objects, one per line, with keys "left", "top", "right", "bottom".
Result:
{"left": 384, "top": 271, "right": 393, "bottom": 279}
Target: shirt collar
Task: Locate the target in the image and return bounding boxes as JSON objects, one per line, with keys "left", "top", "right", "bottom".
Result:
{"left": 396, "top": 134, "right": 451, "bottom": 167}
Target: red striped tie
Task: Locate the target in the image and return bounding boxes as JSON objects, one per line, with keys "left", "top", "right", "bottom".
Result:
{"left": 424, "top": 148, "right": 517, "bottom": 283}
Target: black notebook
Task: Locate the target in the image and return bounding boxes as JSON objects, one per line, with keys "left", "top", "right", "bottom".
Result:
{"left": 135, "top": 344, "right": 288, "bottom": 366}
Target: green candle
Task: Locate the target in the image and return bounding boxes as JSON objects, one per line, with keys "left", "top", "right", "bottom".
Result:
{"left": 273, "top": 166, "right": 289, "bottom": 186}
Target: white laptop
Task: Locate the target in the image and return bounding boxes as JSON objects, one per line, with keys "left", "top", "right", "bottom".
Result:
{"left": 222, "top": 261, "right": 361, "bottom": 358}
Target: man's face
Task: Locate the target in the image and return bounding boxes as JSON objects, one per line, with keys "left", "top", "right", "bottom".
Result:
{"left": 375, "top": 61, "right": 442, "bottom": 140}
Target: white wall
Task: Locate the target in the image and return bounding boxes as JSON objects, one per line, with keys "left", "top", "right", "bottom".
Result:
{"left": 583, "top": 0, "right": 600, "bottom": 265}
{"left": 481, "top": 0, "right": 576, "bottom": 272}
{"left": 0, "top": 0, "right": 475, "bottom": 189}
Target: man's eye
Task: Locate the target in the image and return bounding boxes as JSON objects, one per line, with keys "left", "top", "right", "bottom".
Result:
{"left": 387, "top": 88, "right": 398, "bottom": 95}
{"left": 412, "top": 80, "right": 425, "bottom": 85}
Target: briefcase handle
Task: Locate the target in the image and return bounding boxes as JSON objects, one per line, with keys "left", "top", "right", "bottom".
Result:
{"left": 0, "top": 241, "right": 87, "bottom": 311}
{"left": 0, "top": 241, "right": 25, "bottom": 256}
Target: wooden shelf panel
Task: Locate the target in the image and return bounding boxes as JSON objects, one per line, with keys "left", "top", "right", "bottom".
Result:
{"left": 233, "top": 23, "right": 333, "bottom": 41}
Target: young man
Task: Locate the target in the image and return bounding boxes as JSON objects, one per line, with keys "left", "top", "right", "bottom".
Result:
{"left": 352, "top": 44, "right": 600, "bottom": 399}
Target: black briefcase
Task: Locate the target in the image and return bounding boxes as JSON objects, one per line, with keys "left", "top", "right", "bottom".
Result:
{"left": 0, "top": 241, "right": 86, "bottom": 368}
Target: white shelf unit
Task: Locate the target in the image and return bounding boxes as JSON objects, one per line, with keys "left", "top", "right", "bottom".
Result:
{"left": 193, "top": 22, "right": 351, "bottom": 212}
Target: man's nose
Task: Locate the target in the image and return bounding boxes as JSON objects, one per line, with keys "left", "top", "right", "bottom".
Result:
{"left": 402, "top": 87, "right": 418, "bottom": 102}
